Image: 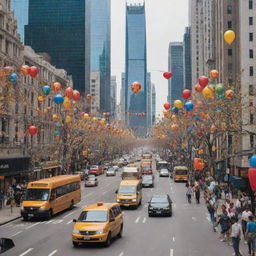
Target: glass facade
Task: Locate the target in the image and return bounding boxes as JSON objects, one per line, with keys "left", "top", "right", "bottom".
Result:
{"left": 25, "top": 0, "right": 90, "bottom": 94}
{"left": 183, "top": 27, "right": 192, "bottom": 90}
{"left": 11, "top": 0, "right": 28, "bottom": 42}
{"left": 90, "top": 0, "right": 111, "bottom": 113}
{"left": 168, "top": 42, "right": 184, "bottom": 103}
{"left": 125, "top": 4, "right": 148, "bottom": 135}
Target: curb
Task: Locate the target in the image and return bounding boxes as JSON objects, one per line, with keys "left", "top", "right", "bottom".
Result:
{"left": 0, "top": 216, "right": 22, "bottom": 226}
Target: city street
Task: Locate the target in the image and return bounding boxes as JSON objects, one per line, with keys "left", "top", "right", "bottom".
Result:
{"left": 0, "top": 169, "right": 235, "bottom": 256}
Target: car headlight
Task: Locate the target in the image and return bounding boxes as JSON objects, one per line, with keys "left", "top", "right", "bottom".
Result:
{"left": 117, "top": 199, "right": 120, "bottom": 202}
{"left": 132, "top": 199, "right": 137, "bottom": 202}
{"left": 165, "top": 206, "right": 170, "bottom": 210}
{"left": 73, "top": 229, "right": 80, "bottom": 234}
{"left": 21, "top": 206, "right": 24, "bottom": 211}
{"left": 149, "top": 207, "right": 153, "bottom": 210}
{"left": 39, "top": 206, "right": 47, "bottom": 211}
{"left": 95, "top": 230, "right": 104, "bottom": 234}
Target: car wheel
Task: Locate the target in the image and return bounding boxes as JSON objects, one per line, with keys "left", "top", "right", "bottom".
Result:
{"left": 73, "top": 241, "right": 79, "bottom": 248}
{"left": 148, "top": 213, "right": 152, "bottom": 217}
{"left": 46, "top": 209, "right": 52, "bottom": 220}
{"left": 117, "top": 224, "right": 123, "bottom": 238}
{"left": 105, "top": 232, "right": 112, "bottom": 247}
{"left": 70, "top": 200, "right": 74, "bottom": 210}
{"left": 169, "top": 212, "right": 172, "bottom": 217}
{"left": 23, "top": 216, "right": 28, "bottom": 221}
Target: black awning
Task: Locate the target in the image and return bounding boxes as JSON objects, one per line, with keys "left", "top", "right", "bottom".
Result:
{"left": 0, "top": 157, "right": 31, "bottom": 176}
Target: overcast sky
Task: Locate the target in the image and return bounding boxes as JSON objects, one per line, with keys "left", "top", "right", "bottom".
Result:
{"left": 111, "top": 0, "right": 188, "bottom": 117}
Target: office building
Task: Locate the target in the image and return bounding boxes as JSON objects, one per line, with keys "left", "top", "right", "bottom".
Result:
{"left": 151, "top": 83, "right": 156, "bottom": 125}
{"left": 90, "top": 72, "right": 101, "bottom": 116}
{"left": 110, "top": 76, "right": 117, "bottom": 118}
{"left": 147, "top": 73, "right": 152, "bottom": 128}
{"left": 183, "top": 27, "right": 192, "bottom": 90}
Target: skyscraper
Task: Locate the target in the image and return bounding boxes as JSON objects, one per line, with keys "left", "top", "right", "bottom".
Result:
{"left": 168, "top": 42, "right": 184, "bottom": 103}
{"left": 90, "top": 0, "right": 111, "bottom": 113}
{"left": 151, "top": 83, "right": 156, "bottom": 125}
{"left": 11, "top": 0, "right": 28, "bottom": 42}
{"left": 125, "top": 3, "right": 148, "bottom": 136}
{"left": 25, "top": 0, "right": 90, "bottom": 94}
{"left": 110, "top": 76, "right": 117, "bottom": 118}
{"left": 183, "top": 27, "right": 192, "bottom": 90}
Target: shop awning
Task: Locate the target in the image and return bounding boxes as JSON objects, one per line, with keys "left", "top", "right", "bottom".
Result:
{"left": 230, "top": 175, "right": 247, "bottom": 189}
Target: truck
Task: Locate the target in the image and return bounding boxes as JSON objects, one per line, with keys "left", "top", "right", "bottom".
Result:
{"left": 122, "top": 167, "right": 142, "bottom": 180}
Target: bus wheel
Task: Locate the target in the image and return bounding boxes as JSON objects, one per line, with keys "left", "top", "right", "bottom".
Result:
{"left": 73, "top": 241, "right": 79, "bottom": 248}
{"left": 23, "top": 216, "right": 28, "bottom": 221}
{"left": 70, "top": 200, "right": 74, "bottom": 210}
{"left": 47, "top": 209, "right": 52, "bottom": 220}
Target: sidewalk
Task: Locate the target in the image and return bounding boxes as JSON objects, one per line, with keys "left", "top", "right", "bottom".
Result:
{"left": 0, "top": 206, "right": 21, "bottom": 225}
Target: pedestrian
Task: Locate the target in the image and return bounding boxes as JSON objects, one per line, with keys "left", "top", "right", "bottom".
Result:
{"left": 242, "top": 206, "right": 253, "bottom": 236}
{"left": 235, "top": 197, "right": 242, "bottom": 218}
{"left": 186, "top": 185, "right": 193, "bottom": 204}
{"left": 224, "top": 185, "right": 230, "bottom": 199}
{"left": 217, "top": 209, "right": 231, "bottom": 242}
{"left": 231, "top": 216, "right": 243, "bottom": 256}
{"left": 195, "top": 185, "right": 200, "bottom": 204}
{"left": 246, "top": 215, "right": 256, "bottom": 256}
{"left": 228, "top": 202, "right": 236, "bottom": 218}
{"left": 0, "top": 191, "right": 4, "bottom": 209}
{"left": 206, "top": 197, "right": 216, "bottom": 232}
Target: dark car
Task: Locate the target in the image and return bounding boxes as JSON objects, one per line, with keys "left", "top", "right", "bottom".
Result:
{"left": 142, "top": 175, "right": 154, "bottom": 188}
{"left": 141, "top": 167, "right": 153, "bottom": 175}
{"left": 159, "top": 169, "right": 169, "bottom": 177}
{"left": 84, "top": 175, "right": 98, "bottom": 187}
{"left": 148, "top": 194, "right": 172, "bottom": 217}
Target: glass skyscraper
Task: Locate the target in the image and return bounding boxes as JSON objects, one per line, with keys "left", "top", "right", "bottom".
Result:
{"left": 25, "top": 0, "right": 90, "bottom": 95}
{"left": 168, "top": 42, "right": 184, "bottom": 103}
{"left": 125, "top": 3, "right": 148, "bottom": 136}
{"left": 11, "top": 0, "right": 28, "bottom": 42}
{"left": 183, "top": 27, "right": 192, "bottom": 90}
{"left": 90, "top": 0, "right": 111, "bottom": 113}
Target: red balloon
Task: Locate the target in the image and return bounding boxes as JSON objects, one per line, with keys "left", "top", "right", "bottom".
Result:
{"left": 249, "top": 168, "right": 256, "bottom": 191}
{"left": 28, "top": 125, "right": 38, "bottom": 136}
{"left": 80, "top": 112, "right": 85, "bottom": 117}
{"left": 73, "top": 90, "right": 80, "bottom": 101}
{"left": 163, "top": 102, "right": 171, "bottom": 110}
{"left": 198, "top": 76, "right": 209, "bottom": 88}
{"left": 182, "top": 89, "right": 191, "bottom": 99}
{"left": 197, "top": 131, "right": 202, "bottom": 137}
{"left": 195, "top": 84, "right": 203, "bottom": 92}
{"left": 65, "top": 87, "right": 73, "bottom": 98}
{"left": 131, "top": 82, "right": 142, "bottom": 94}
{"left": 29, "top": 66, "right": 39, "bottom": 78}
{"left": 163, "top": 72, "right": 172, "bottom": 79}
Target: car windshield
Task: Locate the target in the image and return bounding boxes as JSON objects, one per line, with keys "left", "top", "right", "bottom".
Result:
{"left": 78, "top": 210, "right": 108, "bottom": 222}
{"left": 118, "top": 186, "right": 136, "bottom": 193}
{"left": 143, "top": 176, "right": 152, "bottom": 181}
{"left": 107, "top": 168, "right": 114, "bottom": 172}
{"left": 151, "top": 197, "right": 168, "bottom": 203}
{"left": 175, "top": 169, "right": 188, "bottom": 175}
{"left": 161, "top": 169, "right": 168, "bottom": 173}
{"left": 88, "top": 177, "right": 95, "bottom": 181}
{"left": 24, "top": 189, "right": 50, "bottom": 201}
{"left": 143, "top": 167, "right": 150, "bottom": 170}
{"left": 90, "top": 166, "right": 98, "bottom": 170}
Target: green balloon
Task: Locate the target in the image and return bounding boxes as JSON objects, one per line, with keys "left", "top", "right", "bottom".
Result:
{"left": 215, "top": 84, "right": 224, "bottom": 95}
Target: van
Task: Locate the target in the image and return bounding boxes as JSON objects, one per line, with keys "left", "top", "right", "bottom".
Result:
{"left": 116, "top": 180, "right": 142, "bottom": 208}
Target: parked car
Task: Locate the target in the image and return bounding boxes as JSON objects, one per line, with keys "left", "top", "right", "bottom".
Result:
{"left": 106, "top": 167, "right": 116, "bottom": 176}
{"left": 142, "top": 175, "right": 154, "bottom": 187}
{"left": 84, "top": 175, "right": 98, "bottom": 187}
{"left": 148, "top": 194, "right": 172, "bottom": 217}
{"left": 159, "top": 169, "right": 169, "bottom": 177}
{"left": 89, "top": 165, "right": 103, "bottom": 176}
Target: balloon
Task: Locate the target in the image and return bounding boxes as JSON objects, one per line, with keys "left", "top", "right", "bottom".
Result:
{"left": 174, "top": 100, "right": 183, "bottom": 108}
{"left": 131, "top": 81, "right": 142, "bottom": 94}
{"left": 92, "top": 117, "right": 98, "bottom": 122}
{"left": 249, "top": 168, "right": 256, "bottom": 191}
{"left": 224, "top": 30, "right": 235, "bottom": 45}
{"left": 65, "top": 87, "right": 73, "bottom": 98}
{"left": 73, "top": 90, "right": 80, "bottom": 101}
{"left": 225, "top": 89, "right": 234, "bottom": 99}
{"left": 28, "top": 125, "right": 38, "bottom": 136}
{"left": 4, "top": 66, "right": 14, "bottom": 75}
{"left": 210, "top": 70, "right": 219, "bottom": 80}
{"left": 29, "top": 66, "right": 39, "bottom": 78}
{"left": 197, "top": 131, "right": 202, "bottom": 136}
{"left": 163, "top": 72, "right": 172, "bottom": 79}
{"left": 184, "top": 101, "right": 194, "bottom": 112}
{"left": 215, "top": 84, "right": 225, "bottom": 95}
{"left": 194, "top": 158, "right": 205, "bottom": 170}
{"left": 52, "top": 82, "right": 61, "bottom": 92}
{"left": 217, "top": 94, "right": 225, "bottom": 100}
{"left": 63, "top": 97, "right": 72, "bottom": 109}
{"left": 198, "top": 76, "right": 209, "bottom": 88}
{"left": 100, "top": 118, "right": 106, "bottom": 125}
{"left": 171, "top": 124, "right": 178, "bottom": 130}
{"left": 20, "top": 65, "right": 30, "bottom": 76}
{"left": 172, "top": 107, "right": 179, "bottom": 114}
{"left": 84, "top": 113, "right": 89, "bottom": 120}
{"left": 164, "top": 102, "right": 171, "bottom": 110}
{"left": 52, "top": 114, "right": 59, "bottom": 122}
{"left": 182, "top": 89, "right": 191, "bottom": 99}
{"left": 195, "top": 83, "right": 203, "bottom": 92}
{"left": 202, "top": 86, "right": 214, "bottom": 99}
{"left": 65, "top": 116, "right": 72, "bottom": 123}
{"left": 8, "top": 73, "right": 18, "bottom": 82}
{"left": 54, "top": 94, "right": 64, "bottom": 104}
{"left": 250, "top": 155, "right": 256, "bottom": 168}
{"left": 37, "top": 96, "right": 44, "bottom": 102}
{"left": 54, "top": 131, "right": 61, "bottom": 136}
{"left": 42, "top": 85, "right": 51, "bottom": 96}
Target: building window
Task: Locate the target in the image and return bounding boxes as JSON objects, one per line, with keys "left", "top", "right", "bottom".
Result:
{"left": 228, "top": 21, "right": 232, "bottom": 29}
{"left": 250, "top": 49, "right": 254, "bottom": 58}
{"left": 250, "top": 135, "right": 254, "bottom": 148}
{"left": 228, "top": 63, "right": 233, "bottom": 71}
{"left": 250, "top": 66, "right": 254, "bottom": 76}
{"left": 228, "top": 49, "right": 233, "bottom": 56}
{"left": 249, "top": 17, "right": 253, "bottom": 25}
{"left": 250, "top": 113, "right": 254, "bottom": 124}
{"left": 249, "top": 84, "right": 254, "bottom": 95}
{"left": 249, "top": 33, "right": 253, "bottom": 41}
{"left": 249, "top": 0, "right": 253, "bottom": 9}
{"left": 227, "top": 5, "right": 232, "bottom": 14}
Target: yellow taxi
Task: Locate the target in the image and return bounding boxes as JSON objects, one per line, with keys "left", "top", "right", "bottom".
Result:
{"left": 72, "top": 202, "right": 123, "bottom": 247}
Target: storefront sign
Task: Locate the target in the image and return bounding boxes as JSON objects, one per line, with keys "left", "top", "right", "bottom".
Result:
{"left": 0, "top": 157, "right": 30, "bottom": 176}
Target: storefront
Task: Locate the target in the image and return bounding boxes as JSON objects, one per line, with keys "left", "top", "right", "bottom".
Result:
{"left": 0, "top": 156, "right": 31, "bottom": 192}
{"left": 34, "top": 160, "right": 62, "bottom": 180}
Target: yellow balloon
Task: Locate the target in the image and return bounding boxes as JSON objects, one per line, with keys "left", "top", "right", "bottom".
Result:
{"left": 52, "top": 114, "right": 59, "bottom": 122}
{"left": 174, "top": 100, "right": 183, "bottom": 108}
{"left": 202, "top": 86, "right": 214, "bottom": 99}
{"left": 92, "top": 117, "right": 98, "bottom": 122}
{"left": 37, "top": 96, "right": 44, "bottom": 102}
{"left": 224, "top": 30, "right": 235, "bottom": 45}
{"left": 100, "top": 118, "right": 106, "bottom": 125}
{"left": 63, "top": 98, "right": 71, "bottom": 109}
{"left": 65, "top": 115, "right": 72, "bottom": 123}
{"left": 84, "top": 113, "right": 89, "bottom": 120}
{"left": 171, "top": 124, "right": 178, "bottom": 130}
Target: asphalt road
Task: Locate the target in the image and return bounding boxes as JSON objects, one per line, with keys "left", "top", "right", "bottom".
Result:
{"left": 0, "top": 169, "right": 235, "bottom": 256}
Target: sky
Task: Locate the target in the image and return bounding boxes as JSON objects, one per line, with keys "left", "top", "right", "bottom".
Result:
{"left": 111, "top": 0, "right": 189, "bottom": 118}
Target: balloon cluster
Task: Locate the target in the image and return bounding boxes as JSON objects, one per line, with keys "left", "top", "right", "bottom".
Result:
{"left": 249, "top": 155, "right": 256, "bottom": 191}
{"left": 131, "top": 81, "right": 142, "bottom": 94}
{"left": 20, "top": 65, "right": 39, "bottom": 78}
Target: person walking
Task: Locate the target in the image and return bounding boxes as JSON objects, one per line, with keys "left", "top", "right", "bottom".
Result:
{"left": 231, "top": 216, "right": 243, "bottom": 256}
{"left": 246, "top": 215, "right": 256, "bottom": 256}
{"left": 0, "top": 191, "right": 4, "bottom": 209}
{"left": 206, "top": 196, "right": 216, "bottom": 231}
{"left": 242, "top": 206, "right": 253, "bottom": 236}
{"left": 186, "top": 185, "right": 193, "bottom": 204}
{"left": 217, "top": 209, "right": 231, "bottom": 242}
{"left": 195, "top": 185, "right": 201, "bottom": 204}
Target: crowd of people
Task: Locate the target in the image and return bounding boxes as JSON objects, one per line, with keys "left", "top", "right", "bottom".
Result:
{"left": 186, "top": 177, "right": 256, "bottom": 256}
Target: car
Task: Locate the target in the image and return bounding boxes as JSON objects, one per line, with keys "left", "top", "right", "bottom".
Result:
{"left": 148, "top": 194, "right": 172, "bottom": 217}
{"left": 72, "top": 202, "right": 123, "bottom": 247}
{"left": 106, "top": 167, "right": 116, "bottom": 176}
{"left": 159, "top": 169, "right": 169, "bottom": 177}
{"left": 113, "top": 166, "right": 119, "bottom": 172}
{"left": 142, "top": 175, "right": 154, "bottom": 187}
{"left": 84, "top": 175, "right": 98, "bottom": 187}
{"left": 89, "top": 165, "right": 103, "bottom": 176}
{"left": 141, "top": 166, "right": 153, "bottom": 175}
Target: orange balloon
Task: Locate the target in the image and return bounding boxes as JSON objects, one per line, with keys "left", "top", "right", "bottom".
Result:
{"left": 210, "top": 70, "right": 219, "bottom": 80}
{"left": 131, "top": 81, "right": 142, "bottom": 94}
{"left": 195, "top": 83, "right": 203, "bottom": 92}
{"left": 52, "top": 82, "right": 61, "bottom": 92}
{"left": 20, "top": 65, "right": 30, "bottom": 76}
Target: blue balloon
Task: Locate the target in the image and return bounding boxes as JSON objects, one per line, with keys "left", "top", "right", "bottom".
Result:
{"left": 187, "top": 126, "right": 194, "bottom": 133}
{"left": 54, "top": 131, "right": 61, "bottom": 136}
{"left": 250, "top": 155, "right": 256, "bottom": 168}
{"left": 42, "top": 85, "right": 51, "bottom": 96}
{"left": 74, "top": 109, "right": 79, "bottom": 114}
{"left": 54, "top": 94, "right": 64, "bottom": 104}
{"left": 172, "top": 107, "right": 179, "bottom": 114}
{"left": 184, "top": 101, "right": 194, "bottom": 112}
{"left": 193, "top": 115, "right": 200, "bottom": 121}
{"left": 8, "top": 73, "right": 18, "bottom": 82}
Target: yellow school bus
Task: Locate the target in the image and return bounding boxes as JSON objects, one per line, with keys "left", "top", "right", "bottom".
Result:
{"left": 173, "top": 166, "right": 189, "bottom": 182}
{"left": 21, "top": 175, "right": 81, "bottom": 220}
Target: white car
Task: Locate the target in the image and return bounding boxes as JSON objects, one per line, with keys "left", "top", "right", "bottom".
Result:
{"left": 106, "top": 168, "right": 116, "bottom": 176}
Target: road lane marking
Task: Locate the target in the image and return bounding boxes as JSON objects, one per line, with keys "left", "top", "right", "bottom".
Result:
{"left": 19, "top": 248, "right": 33, "bottom": 256}
{"left": 25, "top": 222, "right": 40, "bottom": 230}
{"left": 119, "top": 252, "right": 124, "bottom": 256}
{"left": 45, "top": 220, "right": 54, "bottom": 224}
{"left": 135, "top": 217, "right": 140, "bottom": 223}
{"left": 170, "top": 248, "right": 174, "bottom": 256}
{"left": 142, "top": 217, "right": 146, "bottom": 223}
{"left": 66, "top": 220, "right": 73, "bottom": 225}
{"left": 10, "top": 231, "right": 22, "bottom": 237}
{"left": 172, "top": 237, "right": 175, "bottom": 242}
{"left": 52, "top": 219, "right": 63, "bottom": 224}
{"left": 63, "top": 212, "right": 75, "bottom": 218}
{"left": 48, "top": 249, "right": 58, "bottom": 256}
